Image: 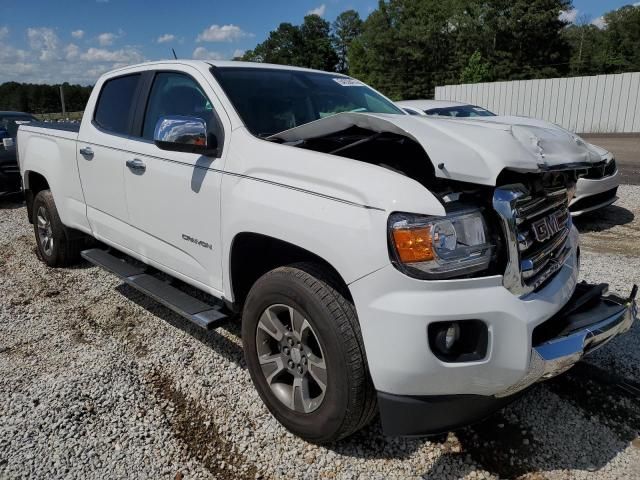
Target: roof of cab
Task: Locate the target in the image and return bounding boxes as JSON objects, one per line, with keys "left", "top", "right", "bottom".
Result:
{"left": 107, "top": 59, "right": 347, "bottom": 76}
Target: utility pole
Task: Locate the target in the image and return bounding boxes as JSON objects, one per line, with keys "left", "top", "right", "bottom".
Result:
{"left": 59, "top": 85, "right": 66, "bottom": 116}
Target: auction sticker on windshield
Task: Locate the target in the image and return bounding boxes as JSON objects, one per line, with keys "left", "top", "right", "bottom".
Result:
{"left": 333, "top": 78, "right": 365, "bottom": 87}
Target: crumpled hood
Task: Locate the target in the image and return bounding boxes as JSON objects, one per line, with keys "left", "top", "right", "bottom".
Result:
{"left": 463, "top": 114, "right": 612, "bottom": 161}
{"left": 269, "top": 112, "right": 603, "bottom": 186}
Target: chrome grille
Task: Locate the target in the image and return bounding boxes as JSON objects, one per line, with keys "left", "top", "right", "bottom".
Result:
{"left": 493, "top": 184, "right": 571, "bottom": 296}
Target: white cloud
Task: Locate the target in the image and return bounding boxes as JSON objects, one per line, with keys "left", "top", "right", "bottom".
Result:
{"left": 0, "top": 25, "right": 144, "bottom": 84}
{"left": 591, "top": 16, "right": 607, "bottom": 29}
{"left": 0, "top": 43, "right": 28, "bottom": 63}
{"left": 192, "top": 46, "right": 224, "bottom": 60}
{"left": 156, "top": 33, "right": 175, "bottom": 44}
{"left": 71, "top": 29, "right": 84, "bottom": 39}
{"left": 559, "top": 8, "right": 578, "bottom": 24}
{"left": 65, "top": 43, "right": 80, "bottom": 60}
{"left": 307, "top": 4, "right": 326, "bottom": 17}
{"left": 97, "top": 32, "right": 117, "bottom": 46}
{"left": 27, "top": 27, "right": 61, "bottom": 61}
{"left": 0, "top": 31, "right": 144, "bottom": 85}
{"left": 196, "top": 24, "right": 251, "bottom": 42}
{"left": 232, "top": 49, "right": 245, "bottom": 58}
{"left": 80, "top": 47, "right": 142, "bottom": 63}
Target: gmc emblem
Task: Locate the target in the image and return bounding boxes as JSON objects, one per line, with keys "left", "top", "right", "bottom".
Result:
{"left": 531, "top": 211, "right": 566, "bottom": 242}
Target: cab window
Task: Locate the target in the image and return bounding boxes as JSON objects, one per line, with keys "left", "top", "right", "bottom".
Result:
{"left": 141, "top": 72, "right": 217, "bottom": 141}
{"left": 94, "top": 74, "right": 140, "bottom": 135}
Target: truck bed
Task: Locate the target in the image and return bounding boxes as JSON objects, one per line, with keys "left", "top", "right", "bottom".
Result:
{"left": 27, "top": 121, "right": 80, "bottom": 134}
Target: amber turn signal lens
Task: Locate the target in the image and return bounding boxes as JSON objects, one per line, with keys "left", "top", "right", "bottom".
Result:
{"left": 392, "top": 227, "right": 434, "bottom": 263}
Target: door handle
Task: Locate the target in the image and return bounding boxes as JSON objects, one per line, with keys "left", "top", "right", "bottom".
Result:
{"left": 126, "top": 158, "right": 146, "bottom": 173}
{"left": 79, "top": 146, "right": 93, "bottom": 158}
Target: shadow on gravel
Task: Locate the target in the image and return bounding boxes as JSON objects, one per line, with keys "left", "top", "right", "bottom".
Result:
{"left": 425, "top": 362, "right": 640, "bottom": 479}
{"left": 115, "top": 283, "right": 245, "bottom": 368}
{"left": 327, "top": 419, "right": 442, "bottom": 460}
{"left": 327, "top": 361, "right": 640, "bottom": 479}
{"left": 547, "top": 362, "right": 640, "bottom": 441}
{"left": 0, "top": 193, "right": 25, "bottom": 210}
{"left": 574, "top": 204, "right": 635, "bottom": 233}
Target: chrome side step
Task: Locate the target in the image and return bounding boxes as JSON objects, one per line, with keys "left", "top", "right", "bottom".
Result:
{"left": 81, "top": 248, "right": 229, "bottom": 329}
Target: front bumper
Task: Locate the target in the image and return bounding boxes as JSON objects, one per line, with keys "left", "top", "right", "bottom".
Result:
{"left": 350, "top": 228, "right": 583, "bottom": 398}
{"left": 570, "top": 169, "right": 620, "bottom": 216}
{"left": 496, "top": 283, "right": 637, "bottom": 397}
{"left": 374, "top": 284, "right": 637, "bottom": 436}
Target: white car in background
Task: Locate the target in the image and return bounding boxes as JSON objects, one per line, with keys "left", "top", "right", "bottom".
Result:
{"left": 397, "top": 100, "right": 620, "bottom": 217}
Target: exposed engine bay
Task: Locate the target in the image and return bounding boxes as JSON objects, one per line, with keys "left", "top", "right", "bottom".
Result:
{"left": 268, "top": 111, "right": 605, "bottom": 190}
{"left": 275, "top": 124, "right": 589, "bottom": 209}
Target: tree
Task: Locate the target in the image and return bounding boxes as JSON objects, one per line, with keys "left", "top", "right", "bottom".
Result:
{"left": 460, "top": 51, "right": 491, "bottom": 83}
{"left": 601, "top": 5, "right": 640, "bottom": 72}
{"left": 563, "top": 22, "right": 607, "bottom": 75}
{"left": 348, "top": 0, "right": 573, "bottom": 100}
{"left": 349, "top": 0, "right": 468, "bottom": 100}
{"left": 242, "top": 22, "right": 305, "bottom": 65}
{"left": 300, "top": 15, "right": 338, "bottom": 71}
{"left": 333, "top": 10, "right": 363, "bottom": 73}
{"left": 242, "top": 15, "right": 337, "bottom": 71}
{"left": 562, "top": 5, "right": 640, "bottom": 75}
{"left": 0, "top": 82, "right": 92, "bottom": 114}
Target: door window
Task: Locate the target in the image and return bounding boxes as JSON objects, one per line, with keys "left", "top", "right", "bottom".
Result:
{"left": 141, "top": 72, "right": 216, "bottom": 141}
{"left": 93, "top": 74, "right": 140, "bottom": 135}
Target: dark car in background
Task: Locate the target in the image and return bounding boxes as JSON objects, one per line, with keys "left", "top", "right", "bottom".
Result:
{"left": 0, "top": 112, "right": 37, "bottom": 195}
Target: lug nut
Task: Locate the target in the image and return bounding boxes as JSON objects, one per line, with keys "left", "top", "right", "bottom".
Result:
{"left": 298, "top": 366, "right": 304, "bottom": 374}
{"left": 288, "top": 338, "right": 294, "bottom": 347}
{"left": 301, "top": 356, "right": 307, "bottom": 365}
{"left": 283, "top": 347, "right": 290, "bottom": 355}
{"left": 288, "top": 360, "right": 294, "bottom": 368}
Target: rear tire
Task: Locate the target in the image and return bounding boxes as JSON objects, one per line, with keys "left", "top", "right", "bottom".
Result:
{"left": 32, "top": 190, "right": 82, "bottom": 267}
{"left": 242, "top": 262, "right": 377, "bottom": 444}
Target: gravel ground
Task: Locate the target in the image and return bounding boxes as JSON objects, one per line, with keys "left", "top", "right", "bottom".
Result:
{"left": 1, "top": 187, "right": 640, "bottom": 480}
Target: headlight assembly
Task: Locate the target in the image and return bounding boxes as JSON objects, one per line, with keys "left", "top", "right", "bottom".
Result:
{"left": 388, "top": 209, "right": 494, "bottom": 279}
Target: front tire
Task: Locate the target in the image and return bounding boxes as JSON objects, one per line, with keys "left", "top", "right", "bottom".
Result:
{"left": 32, "top": 190, "right": 81, "bottom": 267}
{"left": 242, "top": 263, "right": 377, "bottom": 444}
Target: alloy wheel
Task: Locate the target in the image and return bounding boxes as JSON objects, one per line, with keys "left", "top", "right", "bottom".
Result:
{"left": 255, "top": 304, "right": 327, "bottom": 413}
{"left": 36, "top": 206, "right": 54, "bottom": 256}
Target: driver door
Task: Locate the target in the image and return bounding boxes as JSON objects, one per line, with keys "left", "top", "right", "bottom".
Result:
{"left": 123, "top": 69, "right": 228, "bottom": 293}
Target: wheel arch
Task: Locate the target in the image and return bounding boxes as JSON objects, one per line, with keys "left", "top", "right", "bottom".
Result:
{"left": 228, "top": 232, "right": 352, "bottom": 309}
{"left": 23, "top": 170, "right": 50, "bottom": 224}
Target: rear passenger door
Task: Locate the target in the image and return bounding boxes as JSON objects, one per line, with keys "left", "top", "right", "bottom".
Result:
{"left": 77, "top": 73, "right": 140, "bottom": 247}
{"left": 123, "top": 68, "right": 228, "bottom": 293}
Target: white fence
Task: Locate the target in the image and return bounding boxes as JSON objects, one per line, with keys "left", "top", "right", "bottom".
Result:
{"left": 435, "top": 72, "right": 640, "bottom": 134}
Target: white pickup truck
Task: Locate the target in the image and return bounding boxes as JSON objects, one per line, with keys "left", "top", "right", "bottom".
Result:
{"left": 17, "top": 60, "right": 637, "bottom": 443}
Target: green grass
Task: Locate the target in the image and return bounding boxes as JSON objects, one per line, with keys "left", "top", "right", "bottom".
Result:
{"left": 35, "top": 111, "right": 84, "bottom": 122}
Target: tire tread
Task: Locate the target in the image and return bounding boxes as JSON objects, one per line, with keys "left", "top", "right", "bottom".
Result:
{"left": 267, "top": 262, "right": 377, "bottom": 441}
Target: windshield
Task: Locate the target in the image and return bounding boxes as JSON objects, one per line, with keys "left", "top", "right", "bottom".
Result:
{"left": 0, "top": 115, "right": 36, "bottom": 139}
{"left": 212, "top": 67, "right": 405, "bottom": 137}
{"left": 424, "top": 105, "right": 495, "bottom": 118}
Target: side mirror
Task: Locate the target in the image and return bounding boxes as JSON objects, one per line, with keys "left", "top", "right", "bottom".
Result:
{"left": 154, "top": 116, "right": 218, "bottom": 156}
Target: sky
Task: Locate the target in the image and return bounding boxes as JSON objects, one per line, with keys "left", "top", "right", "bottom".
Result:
{"left": 0, "top": 0, "right": 637, "bottom": 85}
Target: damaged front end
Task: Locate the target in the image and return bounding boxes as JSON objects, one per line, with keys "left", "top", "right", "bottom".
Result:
{"left": 496, "top": 282, "right": 638, "bottom": 398}
{"left": 268, "top": 111, "right": 604, "bottom": 187}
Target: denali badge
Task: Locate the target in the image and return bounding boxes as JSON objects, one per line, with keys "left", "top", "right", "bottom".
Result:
{"left": 531, "top": 211, "right": 566, "bottom": 242}
{"left": 182, "top": 234, "right": 213, "bottom": 250}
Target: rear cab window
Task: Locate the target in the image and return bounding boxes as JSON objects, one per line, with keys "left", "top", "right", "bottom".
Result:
{"left": 93, "top": 74, "right": 141, "bottom": 135}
